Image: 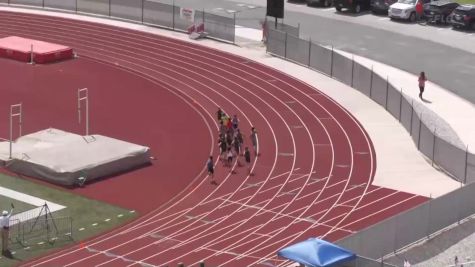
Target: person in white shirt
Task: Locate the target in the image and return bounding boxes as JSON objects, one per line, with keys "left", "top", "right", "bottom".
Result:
{"left": 1, "top": 204, "right": 14, "bottom": 256}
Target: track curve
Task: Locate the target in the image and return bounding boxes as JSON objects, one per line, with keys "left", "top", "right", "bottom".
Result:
{"left": 0, "top": 11, "right": 427, "bottom": 267}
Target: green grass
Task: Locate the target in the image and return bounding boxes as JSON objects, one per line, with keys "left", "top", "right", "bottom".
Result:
{"left": 0, "top": 195, "right": 36, "bottom": 214}
{"left": 455, "top": 0, "right": 475, "bottom": 4}
{"left": 0, "top": 173, "right": 138, "bottom": 266}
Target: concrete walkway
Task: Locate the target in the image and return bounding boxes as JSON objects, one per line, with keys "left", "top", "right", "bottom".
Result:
{"left": 0, "top": 6, "right": 461, "bottom": 198}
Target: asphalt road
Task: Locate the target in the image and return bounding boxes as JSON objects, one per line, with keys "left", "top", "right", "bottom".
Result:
{"left": 176, "top": 0, "right": 475, "bottom": 105}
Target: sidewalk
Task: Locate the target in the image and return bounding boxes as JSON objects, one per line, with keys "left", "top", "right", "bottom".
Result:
{"left": 0, "top": 6, "right": 461, "bottom": 197}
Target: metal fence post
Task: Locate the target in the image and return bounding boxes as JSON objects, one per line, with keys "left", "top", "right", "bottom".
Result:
{"left": 308, "top": 38, "right": 311, "bottom": 67}
{"left": 427, "top": 194, "right": 432, "bottom": 239}
{"left": 369, "top": 65, "right": 374, "bottom": 98}
{"left": 417, "top": 112, "right": 422, "bottom": 150}
{"left": 202, "top": 8, "right": 205, "bottom": 24}
{"left": 432, "top": 126, "right": 437, "bottom": 167}
{"left": 409, "top": 100, "right": 414, "bottom": 135}
{"left": 464, "top": 145, "right": 469, "bottom": 184}
{"left": 399, "top": 88, "right": 403, "bottom": 122}
{"left": 233, "top": 12, "right": 236, "bottom": 44}
{"left": 75, "top": 0, "right": 78, "bottom": 13}
{"left": 385, "top": 76, "right": 389, "bottom": 109}
{"left": 42, "top": 0, "right": 44, "bottom": 8}
{"left": 172, "top": 0, "right": 175, "bottom": 30}
{"left": 141, "top": 0, "right": 144, "bottom": 23}
{"left": 351, "top": 55, "right": 355, "bottom": 88}
{"left": 330, "top": 45, "right": 334, "bottom": 77}
{"left": 284, "top": 32, "right": 288, "bottom": 59}
{"left": 108, "top": 0, "right": 111, "bottom": 17}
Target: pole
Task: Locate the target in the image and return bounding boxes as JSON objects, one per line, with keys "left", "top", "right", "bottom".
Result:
{"left": 284, "top": 32, "right": 287, "bottom": 59}
{"left": 29, "top": 44, "right": 34, "bottom": 65}
{"left": 172, "top": 0, "right": 175, "bottom": 30}
{"left": 369, "top": 65, "right": 374, "bottom": 98}
{"left": 275, "top": 17, "right": 277, "bottom": 29}
{"left": 464, "top": 145, "right": 469, "bottom": 184}
{"left": 330, "top": 45, "right": 334, "bottom": 77}
{"left": 108, "top": 0, "right": 111, "bottom": 17}
{"left": 399, "top": 88, "right": 403, "bottom": 122}
{"left": 351, "top": 55, "right": 354, "bottom": 88}
{"left": 233, "top": 12, "right": 236, "bottom": 44}
{"left": 9, "top": 103, "right": 22, "bottom": 159}
{"left": 78, "top": 88, "right": 89, "bottom": 136}
{"left": 409, "top": 100, "right": 414, "bottom": 135}
{"left": 427, "top": 193, "right": 432, "bottom": 239}
{"left": 385, "top": 76, "right": 389, "bottom": 109}
{"left": 141, "top": 0, "right": 144, "bottom": 23}
{"left": 308, "top": 37, "right": 311, "bottom": 67}
{"left": 417, "top": 112, "right": 422, "bottom": 150}
{"left": 432, "top": 127, "right": 436, "bottom": 166}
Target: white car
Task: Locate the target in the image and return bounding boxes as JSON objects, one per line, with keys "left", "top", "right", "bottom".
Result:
{"left": 388, "top": 0, "right": 432, "bottom": 22}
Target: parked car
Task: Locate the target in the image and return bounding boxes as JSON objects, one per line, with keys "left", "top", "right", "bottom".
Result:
{"left": 334, "top": 0, "right": 371, "bottom": 13}
{"left": 450, "top": 4, "right": 475, "bottom": 30}
{"left": 371, "top": 0, "right": 398, "bottom": 13}
{"left": 307, "top": 0, "right": 333, "bottom": 7}
{"left": 388, "top": 0, "right": 432, "bottom": 22}
{"left": 424, "top": 1, "right": 459, "bottom": 24}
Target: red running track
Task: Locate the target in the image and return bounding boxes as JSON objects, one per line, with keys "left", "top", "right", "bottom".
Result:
{"left": 0, "top": 11, "right": 428, "bottom": 267}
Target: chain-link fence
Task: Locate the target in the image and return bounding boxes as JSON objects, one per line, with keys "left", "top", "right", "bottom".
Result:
{"left": 266, "top": 26, "right": 475, "bottom": 260}
{"left": 8, "top": 204, "right": 73, "bottom": 247}
{"left": 0, "top": 0, "right": 236, "bottom": 43}
{"left": 266, "top": 27, "right": 475, "bottom": 185}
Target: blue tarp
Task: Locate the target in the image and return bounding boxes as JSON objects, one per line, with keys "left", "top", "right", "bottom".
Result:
{"left": 277, "top": 238, "right": 356, "bottom": 267}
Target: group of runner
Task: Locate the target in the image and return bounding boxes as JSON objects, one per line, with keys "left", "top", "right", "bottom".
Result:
{"left": 207, "top": 107, "right": 258, "bottom": 185}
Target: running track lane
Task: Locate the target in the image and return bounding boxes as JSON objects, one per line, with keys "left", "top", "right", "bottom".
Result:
{"left": 0, "top": 11, "right": 428, "bottom": 267}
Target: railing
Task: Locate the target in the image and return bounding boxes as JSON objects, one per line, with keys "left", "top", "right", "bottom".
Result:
{"left": 266, "top": 27, "right": 475, "bottom": 185}
{"left": 266, "top": 27, "right": 475, "bottom": 261}
{"left": 0, "top": 0, "right": 236, "bottom": 43}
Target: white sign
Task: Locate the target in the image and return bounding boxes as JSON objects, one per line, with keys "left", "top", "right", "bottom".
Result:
{"left": 180, "top": 7, "right": 195, "bottom": 22}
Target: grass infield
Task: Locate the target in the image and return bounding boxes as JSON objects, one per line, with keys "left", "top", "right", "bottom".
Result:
{"left": 0, "top": 173, "right": 137, "bottom": 266}
{"left": 0, "top": 195, "right": 36, "bottom": 215}
{"left": 456, "top": 0, "right": 475, "bottom": 4}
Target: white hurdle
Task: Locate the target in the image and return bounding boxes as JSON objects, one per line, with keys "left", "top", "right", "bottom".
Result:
{"left": 9, "top": 103, "right": 22, "bottom": 159}
{"left": 77, "top": 88, "right": 89, "bottom": 136}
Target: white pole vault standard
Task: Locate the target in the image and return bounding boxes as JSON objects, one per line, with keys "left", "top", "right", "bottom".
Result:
{"left": 9, "top": 103, "right": 22, "bottom": 159}
{"left": 77, "top": 88, "right": 89, "bottom": 136}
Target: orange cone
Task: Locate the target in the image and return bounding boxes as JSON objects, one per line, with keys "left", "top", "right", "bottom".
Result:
{"left": 79, "top": 242, "right": 85, "bottom": 249}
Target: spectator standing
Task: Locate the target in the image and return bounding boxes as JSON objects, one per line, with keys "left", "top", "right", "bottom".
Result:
{"left": 250, "top": 127, "right": 258, "bottom": 156}
{"left": 418, "top": 71, "right": 427, "bottom": 99}
{"left": 1, "top": 204, "right": 14, "bottom": 257}
{"left": 415, "top": 0, "right": 424, "bottom": 21}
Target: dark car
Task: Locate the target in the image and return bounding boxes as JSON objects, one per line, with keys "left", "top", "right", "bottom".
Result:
{"left": 334, "top": 0, "right": 371, "bottom": 12}
{"left": 371, "top": 0, "right": 397, "bottom": 13}
{"left": 424, "top": 1, "right": 459, "bottom": 24}
{"left": 307, "top": 0, "right": 333, "bottom": 7}
{"left": 450, "top": 4, "right": 475, "bottom": 29}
